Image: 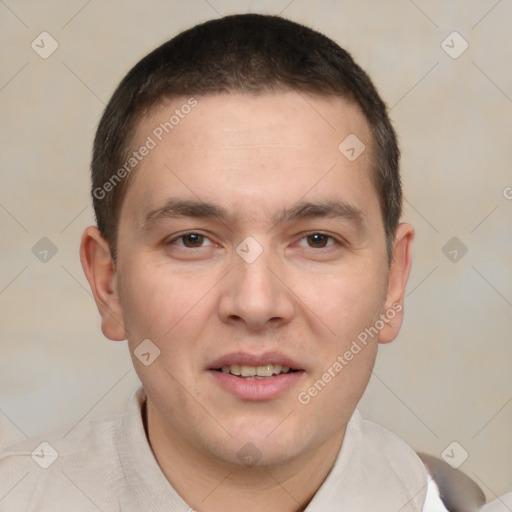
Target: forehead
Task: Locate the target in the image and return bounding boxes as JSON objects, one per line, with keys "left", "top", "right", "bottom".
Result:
{"left": 136, "top": 91, "right": 371, "bottom": 155}
{"left": 123, "top": 91, "right": 379, "bottom": 228}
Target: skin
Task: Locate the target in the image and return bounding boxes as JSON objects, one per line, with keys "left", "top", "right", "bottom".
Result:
{"left": 80, "top": 91, "right": 414, "bottom": 512}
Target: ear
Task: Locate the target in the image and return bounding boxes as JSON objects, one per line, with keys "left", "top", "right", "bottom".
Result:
{"left": 378, "top": 222, "right": 414, "bottom": 344}
{"left": 80, "top": 225, "right": 127, "bottom": 341}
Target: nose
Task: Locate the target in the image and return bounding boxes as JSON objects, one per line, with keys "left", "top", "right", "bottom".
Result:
{"left": 218, "top": 247, "right": 295, "bottom": 332}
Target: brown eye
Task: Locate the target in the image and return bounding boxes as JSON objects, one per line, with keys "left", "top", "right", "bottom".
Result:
{"left": 168, "top": 232, "right": 213, "bottom": 248}
{"left": 182, "top": 233, "right": 204, "bottom": 247}
{"left": 305, "top": 233, "right": 333, "bottom": 248}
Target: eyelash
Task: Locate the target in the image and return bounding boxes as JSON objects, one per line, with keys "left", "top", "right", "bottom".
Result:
{"left": 167, "top": 231, "right": 341, "bottom": 250}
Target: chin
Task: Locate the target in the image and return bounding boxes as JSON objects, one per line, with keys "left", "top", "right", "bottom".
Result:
{"left": 205, "top": 424, "right": 313, "bottom": 469}
{"left": 221, "top": 441, "right": 304, "bottom": 470}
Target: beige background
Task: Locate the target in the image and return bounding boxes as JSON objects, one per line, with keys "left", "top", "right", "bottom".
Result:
{"left": 1, "top": 0, "right": 511, "bottom": 501}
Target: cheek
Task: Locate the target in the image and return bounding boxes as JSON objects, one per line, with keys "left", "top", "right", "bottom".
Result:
{"left": 118, "top": 260, "right": 218, "bottom": 354}
{"left": 291, "top": 262, "right": 388, "bottom": 343}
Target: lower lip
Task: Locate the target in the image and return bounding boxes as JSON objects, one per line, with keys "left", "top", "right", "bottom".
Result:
{"left": 208, "top": 370, "right": 304, "bottom": 401}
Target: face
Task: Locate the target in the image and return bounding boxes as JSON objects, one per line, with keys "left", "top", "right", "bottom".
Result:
{"left": 84, "top": 91, "right": 412, "bottom": 468}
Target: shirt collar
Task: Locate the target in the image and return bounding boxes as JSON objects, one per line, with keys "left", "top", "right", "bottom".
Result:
{"left": 116, "top": 385, "right": 427, "bottom": 511}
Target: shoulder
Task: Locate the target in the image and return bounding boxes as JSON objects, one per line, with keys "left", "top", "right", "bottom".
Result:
{"left": 0, "top": 411, "right": 123, "bottom": 511}
{"left": 346, "top": 410, "right": 430, "bottom": 509}
{"left": 356, "top": 410, "right": 428, "bottom": 479}
{"left": 354, "top": 413, "right": 512, "bottom": 512}
{"left": 423, "top": 478, "right": 450, "bottom": 511}
{"left": 0, "top": 410, "right": 122, "bottom": 469}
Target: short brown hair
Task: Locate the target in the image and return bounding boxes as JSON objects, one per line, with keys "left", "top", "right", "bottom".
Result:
{"left": 91, "top": 13, "right": 401, "bottom": 264}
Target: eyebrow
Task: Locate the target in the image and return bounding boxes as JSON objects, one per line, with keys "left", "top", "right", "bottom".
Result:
{"left": 141, "top": 198, "right": 366, "bottom": 232}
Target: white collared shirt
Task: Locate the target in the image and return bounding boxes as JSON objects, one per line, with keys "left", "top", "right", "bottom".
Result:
{"left": 0, "top": 386, "right": 498, "bottom": 511}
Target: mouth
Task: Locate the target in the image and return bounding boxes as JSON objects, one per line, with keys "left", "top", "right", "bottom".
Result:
{"left": 212, "top": 363, "right": 301, "bottom": 379}
{"left": 208, "top": 353, "right": 305, "bottom": 400}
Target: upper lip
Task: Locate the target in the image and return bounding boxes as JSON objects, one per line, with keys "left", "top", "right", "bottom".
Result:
{"left": 208, "top": 351, "right": 303, "bottom": 370}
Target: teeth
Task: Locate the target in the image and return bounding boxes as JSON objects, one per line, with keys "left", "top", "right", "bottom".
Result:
{"left": 256, "top": 364, "right": 273, "bottom": 377}
{"left": 240, "top": 365, "right": 255, "bottom": 377}
{"left": 219, "top": 363, "right": 292, "bottom": 377}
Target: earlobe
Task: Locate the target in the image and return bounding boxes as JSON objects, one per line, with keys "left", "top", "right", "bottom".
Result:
{"left": 79, "top": 226, "right": 127, "bottom": 341}
{"left": 378, "top": 223, "right": 414, "bottom": 344}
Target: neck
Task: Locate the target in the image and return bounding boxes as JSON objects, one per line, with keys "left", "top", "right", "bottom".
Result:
{"left": 143, "top": 401, "right": 346, "bottom": 512}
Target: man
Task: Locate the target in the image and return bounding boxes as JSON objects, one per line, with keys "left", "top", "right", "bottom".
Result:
{"left": 1, "top": 13, "right": 507, "bottom": 511}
